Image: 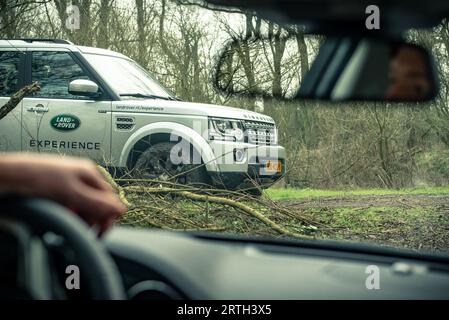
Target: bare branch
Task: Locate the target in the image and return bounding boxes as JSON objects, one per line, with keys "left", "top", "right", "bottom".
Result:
{"left": 0, "top": 82, "right": 40, "bottom": 120}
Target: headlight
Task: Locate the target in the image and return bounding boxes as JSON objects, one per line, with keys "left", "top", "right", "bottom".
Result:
{"left": 208, "top": 117, "right": 244, "bottom": 142}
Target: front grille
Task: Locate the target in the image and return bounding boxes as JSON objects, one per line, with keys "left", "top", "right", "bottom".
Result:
{"left": 244, "top": 120, "right": 277, "bottom": 145}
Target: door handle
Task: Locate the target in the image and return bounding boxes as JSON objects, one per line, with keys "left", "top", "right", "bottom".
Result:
{"left": 26, "top": 104, "right": 49, "bottom": 113}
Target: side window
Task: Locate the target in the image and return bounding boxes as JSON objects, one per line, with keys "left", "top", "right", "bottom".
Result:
{"left": 0, "top": 51, "right": 21, "bottom": 96}
{"left": 32, "top": 51, "right": 91, "bottom": 99}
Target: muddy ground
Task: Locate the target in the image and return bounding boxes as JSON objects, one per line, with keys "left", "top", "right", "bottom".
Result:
{"left": 281, "top": 194, "right": 449, "bottom": 209}
{"left": 280, "top": 194, "right": 449, "bottom": 253}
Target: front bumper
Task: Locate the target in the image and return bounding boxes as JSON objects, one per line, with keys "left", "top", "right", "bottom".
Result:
{"left": 208, "top": 142, "right": 286, "bottom": 190}
{"left": 210, "top": 162, "right": 285, "bottom": 190}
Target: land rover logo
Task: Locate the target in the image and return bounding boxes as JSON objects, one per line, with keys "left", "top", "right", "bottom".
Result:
{"left": 50, "top": 114, "right": 80, "bottom": 132}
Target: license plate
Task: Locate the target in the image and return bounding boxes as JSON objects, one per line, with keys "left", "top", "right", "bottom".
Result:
{"left": 265, "top": 160, "right": 282, "bottom": 173}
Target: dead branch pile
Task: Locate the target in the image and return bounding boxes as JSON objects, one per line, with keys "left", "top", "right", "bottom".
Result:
{"left": 98, "top": 167, "right": 318, "bottom": 239}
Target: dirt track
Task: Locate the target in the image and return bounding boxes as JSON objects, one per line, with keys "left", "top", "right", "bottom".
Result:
{"left": 281, "top": 194, "right": 449, "bottom": 209}
{"left": 277, "top": 194, "right": 449, "bottom": 252}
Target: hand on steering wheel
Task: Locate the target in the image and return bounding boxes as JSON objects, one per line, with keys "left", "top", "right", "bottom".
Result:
{"left": 0, "top": 154, "right": 127, "bottom": 235}
{"left": 0, "top": 197, "right": 125, "bottom": 300}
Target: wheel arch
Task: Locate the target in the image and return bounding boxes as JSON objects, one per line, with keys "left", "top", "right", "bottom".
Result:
{"left": 119, "top": 122, "right": 218, "bottom": 172}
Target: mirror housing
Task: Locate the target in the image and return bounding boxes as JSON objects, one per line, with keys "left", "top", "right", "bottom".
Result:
{"left": 68, "top": 79, "right": 100, "bottom": 98}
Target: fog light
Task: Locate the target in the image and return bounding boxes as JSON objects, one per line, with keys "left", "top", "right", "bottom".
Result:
{"left": 234, "top": 148, "right": 245, "bottom": 162}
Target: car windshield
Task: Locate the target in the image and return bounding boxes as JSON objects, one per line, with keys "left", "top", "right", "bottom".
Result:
{"left": 84, "top": 54, "right": 173, "bottom": 100}
{"left": 0, "top": 0, "right": 448, "bottom": 256}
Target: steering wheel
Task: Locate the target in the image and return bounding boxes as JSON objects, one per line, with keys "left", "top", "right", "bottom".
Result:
{"left": 0, "top": 196, "right": 125, "bottom": 300}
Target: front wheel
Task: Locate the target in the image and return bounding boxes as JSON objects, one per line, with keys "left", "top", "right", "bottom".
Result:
{"left": 133, "top": 142, "right": 210, "bottom": 187}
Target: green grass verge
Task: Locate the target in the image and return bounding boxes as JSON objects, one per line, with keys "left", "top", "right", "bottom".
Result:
{"left": 265, "top": 186, "right": 449, "bottom": 200}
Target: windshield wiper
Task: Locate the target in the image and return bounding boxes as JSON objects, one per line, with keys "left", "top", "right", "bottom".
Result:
{"left": 119, "top": 93, "right": 175, "bottom": 100}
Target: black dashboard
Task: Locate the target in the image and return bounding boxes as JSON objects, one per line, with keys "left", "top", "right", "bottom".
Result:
{"left": 2, "top": 219, "right": 449, "bottom": 300}
{"left": 105, "top": 227, "right": 449, "bottom": 300}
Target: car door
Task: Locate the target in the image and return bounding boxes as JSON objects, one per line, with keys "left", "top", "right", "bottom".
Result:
{"left": 21, "top": 49, "right": 112, "bottom": 164}
{"left": 0, "top": 49, "right": 26, "bottom": 152}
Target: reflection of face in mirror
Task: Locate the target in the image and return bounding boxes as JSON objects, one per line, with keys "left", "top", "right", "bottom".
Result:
{"left": 386, "top": 45, "right": 432, "bottom": 101}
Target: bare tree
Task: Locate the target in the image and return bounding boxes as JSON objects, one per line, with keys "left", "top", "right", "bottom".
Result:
{"left": 97, "top": 0, "right": 112, "bottom": 48}
{"left": 54, "top": 0, "right": 93, "bottom": 45}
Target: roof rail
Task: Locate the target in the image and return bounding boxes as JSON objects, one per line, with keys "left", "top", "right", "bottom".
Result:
{"left": 16, "top": 38, "right": 74, "bottom": 45}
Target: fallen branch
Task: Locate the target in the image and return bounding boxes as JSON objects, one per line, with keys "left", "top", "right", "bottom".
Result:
{"left": 117, "top": 178, "right": 317, "bottom": 226}
{"left": 104, "top": 168, "right": 315, "bottom": 237}
{"left": 116, "top": 177, "right": 262, "bottom": 199}
{"left": 0, "top": 82, "right": 40, "bottom": 120}
{"left": 97, "top": 166, "right": 131, "bottom": 207}
{"left": 124, "top": 186, "right": 311, "bottom": 238}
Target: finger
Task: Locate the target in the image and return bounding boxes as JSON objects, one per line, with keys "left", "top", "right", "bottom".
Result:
{"left": 79, "top": 169, "right": 114, "bottom": 192}
{"left": 72, "top": 185, "right": 126, "bottom": 222}
{"left": 97, "top": 218, "right": 115, "bottom": 238}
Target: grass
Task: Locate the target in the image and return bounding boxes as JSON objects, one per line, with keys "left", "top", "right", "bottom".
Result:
{"left": 302, "top": 206, "right": 449, "bottom": 251}
{"left": 265, "top": 186, "right": 449, "bottom": 200}
{"left": 261, "top": 186, "right": 449, "bottom": 251}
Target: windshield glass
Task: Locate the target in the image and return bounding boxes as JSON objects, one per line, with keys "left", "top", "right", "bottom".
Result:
{"left": 1, "top": 0, "right": 448, "bottom": 256}
{"left": 84, "top": 54, "right": 173, "bottom": 99}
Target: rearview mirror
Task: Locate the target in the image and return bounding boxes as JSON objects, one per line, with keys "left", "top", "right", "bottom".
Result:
{"left": 68, "top": 79, "right": 99, "bottom": 97}
{"left": 214, "top": 36, "right": 438, "bottom": 102}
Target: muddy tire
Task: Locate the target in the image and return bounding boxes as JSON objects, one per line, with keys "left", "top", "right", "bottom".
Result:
{"left": 244, "top": 187, "right": 263, "bottom": 197}
{"left": 133, "top": 142, "right": 210, "bottom": 187}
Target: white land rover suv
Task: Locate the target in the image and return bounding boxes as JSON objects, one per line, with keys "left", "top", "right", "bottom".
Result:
{"left": 0, "top": 39, "right": 285, "bottom": 192}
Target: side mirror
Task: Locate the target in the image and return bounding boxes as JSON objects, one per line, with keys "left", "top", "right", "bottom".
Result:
{"left": 68, "top": 79, "right": 99, "bottom": 98}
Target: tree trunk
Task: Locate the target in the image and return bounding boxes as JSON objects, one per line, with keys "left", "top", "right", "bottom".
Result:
{"left": 97, "top": 0, "right": 112, "bottom": 48}
{"left": 296, "top": 30, "right": 309, "bottom": 83}
{"left": 135, "top": 0, "right": 146, "bottom": 66}
{"left": 54, "top": 0, "right": 93, "bottom": 46}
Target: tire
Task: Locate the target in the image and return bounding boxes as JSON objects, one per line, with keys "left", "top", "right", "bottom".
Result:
{"left": 132, "top": 142, "right": 210, "bottom": 186}
{"left": 244, "top": 187, "right": 263, "bottom": 197}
